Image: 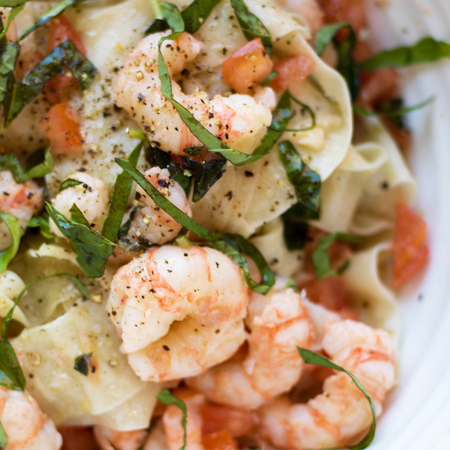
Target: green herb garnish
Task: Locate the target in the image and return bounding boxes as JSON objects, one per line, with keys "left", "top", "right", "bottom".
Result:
{"left": 0, "top": 211, "right": 20, "bottom": 272}
{"left": 230, "top": 0, "right": 272, "bottom": 57}
{"left": 26, "top": 215, "right": 54, "bottom": 239}
{"left": 74, "top": 352, "right": 93, "bottom": 376}
{"left": 116, "top": 159, "right": 275, "bottom": 294}
{"left": 312, "top": 232, "right": 359, "bottom": 280}
{"left": 58, "top": 178, "right": 84, "bottom": 192}
{"left": 297, "top": 348, "right": 377, "bottom": 449}
{"left": 157, "top": 388, "right": 187, "bottom": 450}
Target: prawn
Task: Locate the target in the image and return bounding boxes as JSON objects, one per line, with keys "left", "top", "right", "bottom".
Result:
{"left": 0, "top": 171, "right": 43, "bottom": 251}
{"left": 49, "top": 172, "right": 109, "bottom": 237}
{"left": 260, "top": 318, "right": 395, "bottom": 449}
{"left": 125, "top": 167, "right": 191, "bottom": 246}
{"left": 93, "top": 426, "right": 147, "bottom": 450}
{"left": 106, "top": 245, "right": 249, "bottom": 382}
{"left": 0, "top": 387, "right": 62, "bottom": 450}
{"left": 113, "top": 32, "right": 272, "bottom": 156}
{"left": 187, "top": 277, "right": 315, "bottom": 410}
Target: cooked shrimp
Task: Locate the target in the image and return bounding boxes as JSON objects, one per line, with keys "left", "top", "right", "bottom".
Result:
{"left": 260, "top": 319, "right": 395, "bottom": 449}
{"left": 0, "top": 387, "right": 62, "bottom": 450}
{"left": 142, "top": 421, "right": 169, "bottom": 450}
{"left": 106, "top": 245, "right": 249, "bottom": 382}
{"left": 126, "top": 167, "right": 191, "bottom": 246}
{"left": 163, "top": 392, "right": 205, "bottom": 450}
{"left": 187, "top": 277, "right": 314, "bottom": 410}
{"left": 49, "top": 172, "right": 109, "bottom": 237}
{"left": 0, "top": 171, "right": 43, "bottom": 251}
{"left": 113, "top": 32, "right": 272, "bottom": 156}
{"left": 93, "top": 426, "right": 147, "bottom": 450}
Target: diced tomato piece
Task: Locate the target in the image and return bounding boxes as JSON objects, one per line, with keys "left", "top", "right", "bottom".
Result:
{"left": 202, "top": 430, "right": 238, "bottom": 450}
{"left": 319, "top": 0, "right": 367, "bottom": 34}
{"left": 47, "top": 14, "right": 87, "bottom": 55}
{"left": 59, "top": 427, "right": 100, "bottom": 450}
{"left": 358, "top": 69, "right": 399, "bottom": 108}
{"left": 392, "top": 203, "right": 429, "bottom": 288}
{"left": 222, "top": 38, "right": 273, "bottom": 94}
{"left": 45, "top": 15, "right": 87, "bottom": 104}
{"left": 201, "top": 403, "right": 252, "bottom": 438}
{"left": 271, "top": 55, "right": 315, "bottom": 91}
{"left": 40, "top": 103, "right": 83, "bottom": 154}
{"left": 301, "top": 276, "right": 351, "bottom": 311}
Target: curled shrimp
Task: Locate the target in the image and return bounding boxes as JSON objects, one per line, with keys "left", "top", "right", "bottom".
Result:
{"left": 0, "top": 387, "right": 62, "bottom": 450}
{"left": 93, "top": 426, "right": 147, "bottom": 450}
{"left": 0, "top": 171, "right": 43, "bottom": 251}
{"left": 260, "top": 318, "right": 395, "bottom": 449}
{"left": 49, "top": 172, "right": 109, "bottom": 237}
{"left": 125, "top": 167, "right": 191, "bottom": 246}
{"left": 113, "top": 32, "right": 272, "bottom": 156}
{"left": 106, "top": 245, "right": 249, "bottom": 382}
{"left": 187, "top": 277, "right": 314, "bottom": 410}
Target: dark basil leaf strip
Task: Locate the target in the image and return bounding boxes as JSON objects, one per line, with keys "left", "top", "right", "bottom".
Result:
{"left": 0, "top": 5, "right": 25, "bottom": 40}
{"left": 0, "top": 421, "right": 6, "bottom": 449}
{"left": 116, "top": 159, "right": 275, "bottom": 294}
{"left": 74, "top": 353, "right": 92, "bottom": 376}
{"left": 0, "top": 211, "right": 20, "bottom": 272}
{"left": 0, "top": 42, "right": 20, "bottom": 108}
{"left": 59, "top": 178, "right": 83, "bottom": 192}
{"left": 181, "top": 0, "right": 221, "bottom": 33}
{"left": 359, "top": 36, "right": 450, "bottom": 72}
{"left": 101, "top": 141, "right": 143, "bottom": 242}
{"left": 5, "top": 39, "right": 97, "bottom": 124}
{"left": 282, "top": 94, "right": 316, "bottom": 132}
{"left": 297, "top": 347, "right": 377, "bottom": 450}
{"left": 335, "top": 26, "right": 359, "bottom": 102}
{"left": 157, "top": 388, "right": 187, "bottom": 450}
{"left": 230, "top": 0, "right": 272, "bottom": 57}
{"left": 312, "top": 232, "right": 360, "bottom": 280}
{"left": 46, "top": 203, "right": 115, "bottom": 278}
{"left": 26, "top": 215, "right": 54, "bottom": 239}
{"left": 278, "top": 141, "right": 321, "bottom": 214}
{"left": 69, "top": 203, "right": 90, "bottom": 227}
{"left": 0, "top": 148, "right": 54, "bottom": 184}
{"left": 314, "top": 22, "right": 350, "bottom": 56}
{"left": 353, "top": 95, "right": 435, "bottom": 117}
{"left": 0, "top": 0, "right": 28, "bottom": 6}
{"left": 18, "top": 0, "right": 84, "bottom": 42}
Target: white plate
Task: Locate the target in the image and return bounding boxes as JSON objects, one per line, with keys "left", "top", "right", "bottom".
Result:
{"left": 364, "top": 0, "right": 450, "bottom": 448}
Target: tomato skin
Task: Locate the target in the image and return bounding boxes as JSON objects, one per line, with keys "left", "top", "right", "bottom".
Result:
{"left": 40, "top": 103, "right": 83, "bottom": 154}
{"left": 59, "top": 427, "right": 100, "bottom": 450}
{"left": 45, "top": 15, "right": 87, "bottom": 104}
{"left": 271, "top": 55, "right": 315, "bottom": 91}
{"left": 202, "top": 430, "right": 238, "bottom": 450}
{"left": 201, "top": 403, "right": 252, "bottom": 438}
{"left": 319, "top": 0, "right": 367, "bottom": 34}
{"left": 392, "top": 203, "right": 429, "bottom": 288}
{"left": 222, "top": 38, "right": 273, "bottom": 94}
{"left": 301, "top": 276, "right": 351, "bottom": 311}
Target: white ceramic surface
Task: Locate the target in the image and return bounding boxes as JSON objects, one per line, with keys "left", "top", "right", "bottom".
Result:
{"left": 363, "top": 0, "right": 450, "bottom": 448}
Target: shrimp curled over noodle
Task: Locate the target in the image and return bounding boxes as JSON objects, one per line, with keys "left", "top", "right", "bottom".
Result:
{"left": 260, "top": 318, "right": 396, "bottom": 449}
{"left": 0, "top": 387, "right": 62, "bottom": 450}
{"left": 106, "top": 245, "right": 249, "bottom": 382}
{"left": 113, "top": 32, "right": 272, "bottom": 156}
{"left": 188, "top": 277, "right": 315, "bottom": 409}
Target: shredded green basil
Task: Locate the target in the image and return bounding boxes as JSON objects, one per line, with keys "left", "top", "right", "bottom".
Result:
{"left": 282, "top": 94, "right": 316, "bottom": 132}
{"left": 0, "top": 211, "right": 20, "bottom": 273}
{"left": 230, "top": 0, "right": 272, "bottom": 57}
{"left": 0, "top": 0, "right": 28, "bottom": 6}
{"left": 157, "top": 388, "right": 187, "bottom": 450}
{"left": 74, "top": 352, "right": 92, "bottom": 376}
{"left": 46, "top": 203, "right": 115, "bottom": 278}
{"left": 147, "top": 0, "right": 219, "bottom": 35}
{"left": 69, "top": 203, "right": 90, "bottom": 227}
{"left": 0, "top": 42, "right": 20, "bottom": 109}
{"left": 0, "top": 421, "right": 6, "bottom": 449}
{"left": 359, "top": 36, "right": 450, "bottom": 72}
{"left": 58, "top": 178, "right": 83, "bottom": 192}
{"left": 278, "top": 141, "right": 321, "bottom": 217}
{"left": 353, "top": 95, "right": 435, "bottom": 118}
{"left": 18, "top": 0, "right": 83, "bottom": 42}
{"left": 312, "top": 232, "right": 359, "bottom": 280}
{"left": 282, "top": 214, "right": 308, "bottom": 250}
{"left": 297, "top": 347, "right": 377, "bottom": 449}
{"left": 315, "top": 22, "right": 349, "bottom": 56}
{"left": 26, "top": 215, "right": 54, "bottom": 240}
{"left": 0, "top": 5, "right": 25, "bottom": 40}
{"left": 0, "top": 148, "right": 54, "bottom": 184}
{"left": 101, "top": 141, "right": 143, "bottom": 242}
{"left": 4, "top": 39, "right": 97, "bottom": 125}
{"left": 116, "top": 159, "right": 275, "bottom": 294}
